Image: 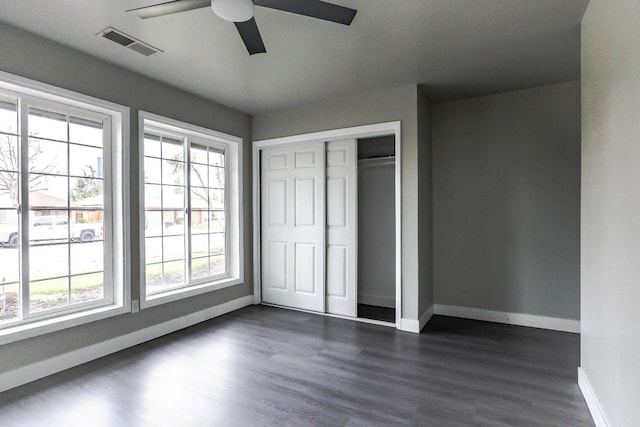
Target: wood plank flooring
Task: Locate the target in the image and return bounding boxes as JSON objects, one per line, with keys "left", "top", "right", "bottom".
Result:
{"left": 0, "top": 305, "right": 594, "bottom": 426}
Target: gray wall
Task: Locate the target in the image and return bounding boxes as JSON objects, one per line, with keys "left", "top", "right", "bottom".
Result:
{"left": 417, "top": 86, "right": 434, "bottom": 316}
{"left": 432, "top": 81, "right": 581, "bottom": 319}
{"left": 253, "top": 84, "right": 424, "bottom": 320}
{"left": 358, "top": 161, "right": 395, "bottom": 307}
{"left": 0, "top": 22, "right": 253, "bottom": 373}
{"left": 581, "top": 1, "right": 640, "bottom": 425}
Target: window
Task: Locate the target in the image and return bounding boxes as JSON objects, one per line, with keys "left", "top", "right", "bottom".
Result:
{"left": 0, "top": 71, "right": 128, "bottom": 343}
{"left": 140, "top": 112, "right": 242, "bottom": 307}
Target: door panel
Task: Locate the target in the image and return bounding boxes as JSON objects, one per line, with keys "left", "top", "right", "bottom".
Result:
{"left": 327, "top": 177, "right": 346, "bottom": 226}
{"left": 325, "top": 139, "right": 357, "bottom": 316}
{"left": 294, "top": 243, "right": 316, "bottom": 293}
{"left": 327, "top": 244, "right": 347, "bottom": 297}
{"left": 294, "top": 178, "right": 316, "bottom": 225}
{"left": 267, "top": 241, "right": 287, "bottom": 289}
{"left": 268, "top": 153, "right": 287, "bottom": 170}
{"left": 261, "top": 142, "right": 325, "bottom": 312}
{"left": 294, "top": 150, "right": 316, "bottom": 168}
{"left": 268, "top": 180, "right": 286, "bottom": 225}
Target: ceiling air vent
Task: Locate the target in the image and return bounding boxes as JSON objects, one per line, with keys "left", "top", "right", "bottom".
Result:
{"left": 128, "top": 42, "right": 158, "bottom": 57}
{"left": 97, "top": 27, "right": 163, "bottom": 56}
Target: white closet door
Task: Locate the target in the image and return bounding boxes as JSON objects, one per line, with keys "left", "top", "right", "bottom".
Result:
{"left": 261, "top": 142, "right": 325, "bottom": 312}
{"left": 326, "top": 139, "right": 357, "bottom": 317}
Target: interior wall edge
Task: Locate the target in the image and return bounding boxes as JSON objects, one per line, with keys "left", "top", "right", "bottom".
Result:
{"left": 419, "top": 304, "right": 434, "bottom": 332}
{"left": 0, "top": 295, "right": 254, "bottom": 394}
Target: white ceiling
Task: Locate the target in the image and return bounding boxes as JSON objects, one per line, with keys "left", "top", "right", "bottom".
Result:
{"left": 0, "top": 0, "right": 588, "bottom": 115}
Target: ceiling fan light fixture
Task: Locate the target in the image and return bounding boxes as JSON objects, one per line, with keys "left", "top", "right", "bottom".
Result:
{"left": 212, "top": 0, "right": 255, "bottom": 22}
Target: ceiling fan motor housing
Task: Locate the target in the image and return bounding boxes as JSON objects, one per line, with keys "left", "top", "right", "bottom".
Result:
{"left": 212, "top": 0, "right": 255, "bottom": 22}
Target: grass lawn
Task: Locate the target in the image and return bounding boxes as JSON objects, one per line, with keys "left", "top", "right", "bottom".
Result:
{"left": 2, "top": 253, "right": 222, "bottom": 296}
{"left": 145, "top": 256, "right": 210, "bottom": 276}
{"left": 30, "top": 271, "right": 103, "bottom": 295}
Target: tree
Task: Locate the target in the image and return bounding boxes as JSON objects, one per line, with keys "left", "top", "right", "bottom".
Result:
{"left": 168, "top": 153, "right": 224, "bottom": 210}
{"left": 72, "top": 165, "right": 102, "bottom": 202}
{"left": 0, "top": 132, "right": 58, "bottom": 205}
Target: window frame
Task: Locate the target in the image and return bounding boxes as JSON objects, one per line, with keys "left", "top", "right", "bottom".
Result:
{"left": 0, "top": 70, "right": 130, "bottom": 345}
{"left": 139, "top": 111, "right": 243, "bottom": 309}
{"left": 18, "top": 97, "right": 115, "bottom": 323}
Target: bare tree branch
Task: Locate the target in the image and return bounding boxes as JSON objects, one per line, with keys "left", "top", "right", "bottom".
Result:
{"left": 0, "top": 133, "right": 60, "bottom": 205}
{"left": 168, "top": 153, "right": 214, "bottom": 210}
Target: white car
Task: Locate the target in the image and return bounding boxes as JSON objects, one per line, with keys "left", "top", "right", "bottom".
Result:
{"left": 0, "top": 216, "right": 102, "bottom": 246}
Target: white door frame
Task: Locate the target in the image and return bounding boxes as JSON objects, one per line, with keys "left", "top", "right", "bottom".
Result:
{"left": 252, "top": 121, "right": 402, "bottom": 327}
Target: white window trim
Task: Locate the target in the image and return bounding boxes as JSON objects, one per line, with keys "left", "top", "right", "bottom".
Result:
{"left": 0, "top": 70, "right": 130, "bottom": 346}
{"left": 138, "top": 111, "right": 243, "bottom": 309}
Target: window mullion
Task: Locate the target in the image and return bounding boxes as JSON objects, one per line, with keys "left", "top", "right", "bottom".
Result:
{"left": 159, "top": 136, "right": 165, "bottom": 286}
{"left": 185, "top": 138, "right": 191, "bottom": 285}
{"left": 224, "top": 148, "right": 230, "bottom": 276}
{"left": 66, "top": 114, "right": 71, "bottom": 307}
{"left": 103, "top": 117, "right": 114, "bottom": 303}
{"left": 18, "top": 99, "right": 30, "bottom": 319}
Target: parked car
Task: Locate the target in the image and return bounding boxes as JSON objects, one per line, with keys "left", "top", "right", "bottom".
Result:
{"left": 0, "top": 215, "right": 102, "bottom": 246}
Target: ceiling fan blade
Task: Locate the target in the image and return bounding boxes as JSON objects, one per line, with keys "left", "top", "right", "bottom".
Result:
{"left": 254, "top": 0, "right": 356, "bottom": 25}
{"left": 126, "top": 0, "right": 211, "bottom": 19}
{"left": 235, "top": 18, "right": 267, "bottom": 55}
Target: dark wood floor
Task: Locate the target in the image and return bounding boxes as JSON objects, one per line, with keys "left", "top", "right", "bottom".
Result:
{"left": 0, "top": 306, "right": 593, "bottom": 426}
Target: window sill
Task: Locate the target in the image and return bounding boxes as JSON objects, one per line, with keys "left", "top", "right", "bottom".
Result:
{"left": 141, "top": 276, "right": 242, "bottom": 309}
{"left": 0, "top": 302, "right": 131, "bottom": 346}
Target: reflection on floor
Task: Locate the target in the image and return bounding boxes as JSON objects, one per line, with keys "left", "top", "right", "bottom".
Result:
{"left": 358, "top": 303, "right": 395, "bottom": 322}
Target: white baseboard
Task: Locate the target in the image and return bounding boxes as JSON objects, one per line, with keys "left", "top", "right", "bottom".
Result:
{"left": 0, "top": 294, "right": 254, "bottom": 393}
{"left": 398, "top": 318, "right": 419, "bottom": 333}
{"left": 358, "top": 294, "right": 395, "bottom": 308}
{"left": 399, "top": 305, "right": 434, "bottom": 333}
{"left": 433, "top": 304, "right": 580, "bottom": 333}
{"left": 578, "top": 367, "right": 609, "bottom": 427}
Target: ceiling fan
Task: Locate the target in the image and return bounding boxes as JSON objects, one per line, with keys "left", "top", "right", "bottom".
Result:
{"left": 126, "top": 0, "right": 357, "bottom": 55}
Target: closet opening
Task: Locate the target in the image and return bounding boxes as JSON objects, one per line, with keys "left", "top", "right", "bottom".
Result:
{"left": 357, "top": 135, "right": 396, "bottom": 323}
{"left": 252, "top": 121, "right": 402, "bottom": 329}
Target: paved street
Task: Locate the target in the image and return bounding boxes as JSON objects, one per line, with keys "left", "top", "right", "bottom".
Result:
{"left": 0, "top": 240, "right": 104, "bottom": 286}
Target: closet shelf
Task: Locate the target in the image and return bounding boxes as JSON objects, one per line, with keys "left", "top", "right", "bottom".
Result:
{"left": 358, "top": 156, "right": 395, "bottom": 166}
